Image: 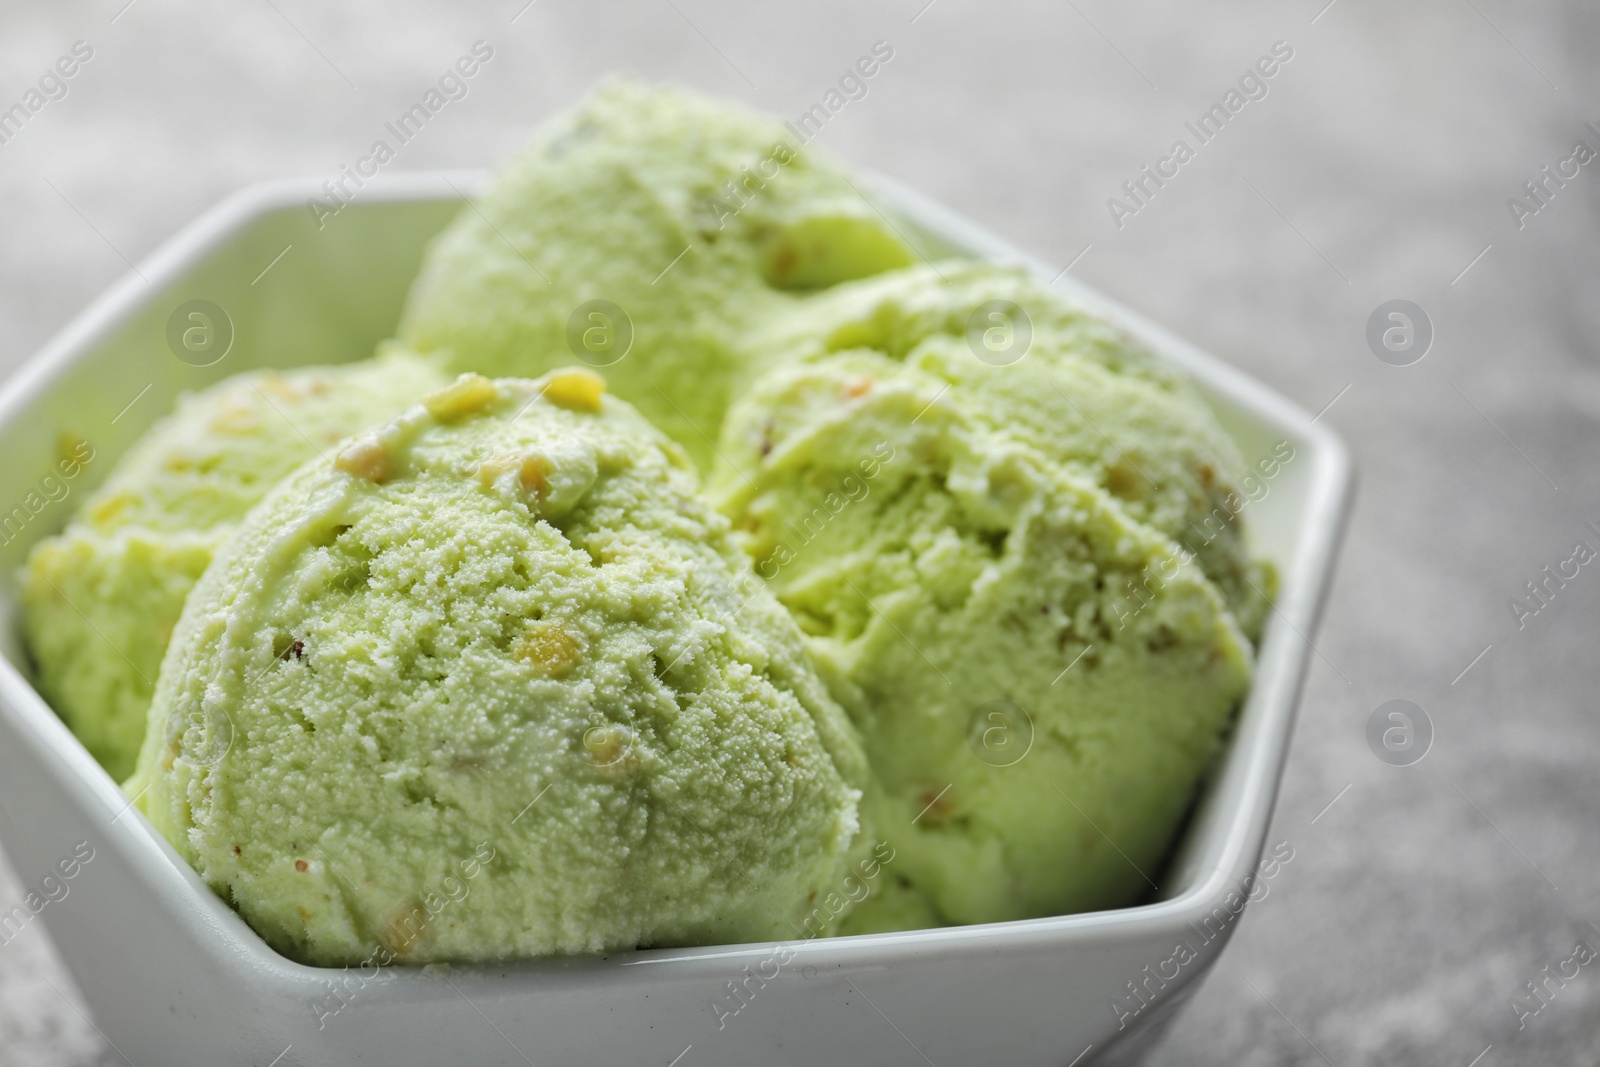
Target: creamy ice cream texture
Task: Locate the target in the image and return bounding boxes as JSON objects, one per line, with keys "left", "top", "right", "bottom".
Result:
{"left": 19, "top": 79, "right": 1274, "bottom": 959}
{"left": 128, "top": 370, "right": 867, "bottom": 966}
{"left": 22, "top": 350, "right": 448, "bottom": 780}
{"left": 398, "top": 79, "right": 914, "bottom": 471}
{"left": 712, "top": 263, "right": 1264, "bottom": 926}
{"left": 739, "top": 262, "right": 1275, "bottom": 640}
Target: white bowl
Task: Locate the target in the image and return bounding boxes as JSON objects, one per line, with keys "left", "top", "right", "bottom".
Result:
{"left": 0, "top": 171, "right": 1351, "bottom": 1066}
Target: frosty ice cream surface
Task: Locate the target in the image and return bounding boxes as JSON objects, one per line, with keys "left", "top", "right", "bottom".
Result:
{"left": 22, "top": 81, "right": 1271, "bottom": 962}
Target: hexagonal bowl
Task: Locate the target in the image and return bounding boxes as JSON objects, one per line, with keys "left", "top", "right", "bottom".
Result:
{"left": 0, "top": 171, "right": 1351, "bottom": 1066}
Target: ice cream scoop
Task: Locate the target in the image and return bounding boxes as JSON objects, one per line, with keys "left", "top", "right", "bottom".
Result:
{"left": 740, "top": 261, "right": 1275, "bottom": 639}
{"left": 128, "top": 369, "right": 867, "bottom": 966}
{"left": 21, "top": 349, "right": 448, "bottom": 779}
{"left": 711, "top": 267, "right": 1261, "bottom": 927}
{"left": 398, "top": 79, "right": 914, "bottom": 471}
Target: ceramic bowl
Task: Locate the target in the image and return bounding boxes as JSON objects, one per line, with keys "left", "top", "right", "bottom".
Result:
{"left": 0, "top": 171, "right": 1351, "bottom": 1066}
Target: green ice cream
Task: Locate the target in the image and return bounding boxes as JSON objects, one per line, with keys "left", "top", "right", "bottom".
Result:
{"left": 398, "top": 79, "right": 915, "bottom": 470}
{"left": 712, "top": 264, "right": 1265, "bottom": 926}
{"left": 740, "top": 262, "right": 1275, "bottom": 639}
{"left": 24, "top": 79, "right": 1275, "bottom": 955}
{"left": 22, "top": 349, "right": 448, "bottom": 779}
{"left": 130, "top": 369, "right": 866, "bottom": 966}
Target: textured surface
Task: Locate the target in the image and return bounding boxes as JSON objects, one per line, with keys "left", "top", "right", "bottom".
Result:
{"left": 130, "top": 371, "right": 865, "bottom": 966}
{"left": 732, "top": 261, "right": 1275, "bottom": 633}
{"left": 712, "top": 263, "right": 1258, "bottom": 929}
{"left": 20, "top": 351, "right": 447, "bottom": 779}
{"left": 0, "top": 0, "right": 1596, "bottom": 1063}
{"left": 399, "top": 78, "right": 913, "bottom": 470}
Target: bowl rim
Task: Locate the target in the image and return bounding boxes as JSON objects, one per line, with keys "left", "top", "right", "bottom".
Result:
{"left": 0, "top": 169, "right": 1354, "bottom": 989}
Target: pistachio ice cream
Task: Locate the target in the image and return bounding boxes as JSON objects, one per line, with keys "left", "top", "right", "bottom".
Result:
{"left": 129, "top": 370, "right": 867, "bottom": 965}
{"left": 22, "top": 350, "right": 448, "bottom": 779}
{"left": 399, "top": 79, "right": 914, "bottom": 470}
{"left": 20, "top": 80, "right": 1273, "bottom": 959}
{"left": 712, "top": 264, "right": 1264, "bottom": 926}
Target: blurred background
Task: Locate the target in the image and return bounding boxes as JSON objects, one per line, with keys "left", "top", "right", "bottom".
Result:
{"left": 1, "top": 1, "right": 1597, "bottom": 1063}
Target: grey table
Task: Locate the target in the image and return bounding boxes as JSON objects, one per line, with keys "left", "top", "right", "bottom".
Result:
{"left": 2, "top": 1, "right": 1596, "bottom": 1063}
